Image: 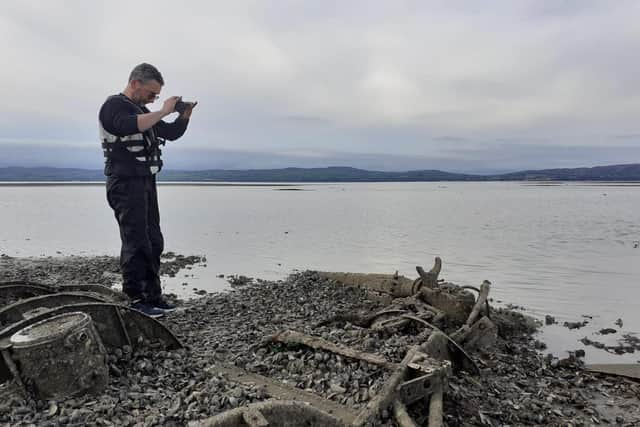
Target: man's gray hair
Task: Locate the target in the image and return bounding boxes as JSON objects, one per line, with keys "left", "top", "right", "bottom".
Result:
{"left": 128, "top": 63, "right": 164, "bottom": 85}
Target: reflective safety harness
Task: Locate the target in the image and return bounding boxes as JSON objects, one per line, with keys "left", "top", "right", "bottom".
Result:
{"left": 100, "top": 95, "right": 165, "bottom": 174}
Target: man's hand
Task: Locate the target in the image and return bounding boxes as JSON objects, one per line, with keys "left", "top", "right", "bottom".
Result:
{"left": 180, "top": 101, "right": 198, "bottom": 120}
{"left": 137, "top": 96, "right": 181, "bottom": 131}
{"left": 161, "top": 96, "right": 180, "bottom": 115}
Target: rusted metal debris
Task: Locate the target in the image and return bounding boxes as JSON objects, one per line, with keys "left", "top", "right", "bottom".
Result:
{"left": 192, "top": 400, "right": 347, "bottom": 427}
{"left": 3, "top": 258, "right": 501, "bottom": 426}
{"left": 416, "top": 256, "right": 442, "bottom": 289}
{"left": 0, "top": 281, "right": 129, "bottom": 306}
{"left": 427, "top": 384, "right": 444, "bottom": 427}
{"left": 352, "top": 348, "right": 420, "bottom": 427}
{"left": 0, "top": 292, "right": 108, "bottom": 326}
{"left": 0, "top": 282, "right": 182, "bottom": 393}
{"left": 264, "top": 329, "right": 395, "bottom": 369}
{"left": 317, "top": 272, "right": 421, "bottom": 299}
{"left": 1, "top": 302, "right": 182, "bottom": 350}
{"left": 393, "top": 400, "right": 418, "bottom": 427}
{"left": 0, "top": 281, "right": 55, "bottom": 300}
{"left": 213, "top": 364, "right": 358, "bottom": 424}
{"left": 192, "top": 257, "right": 496, "bottom": 426}
{"left": 318, "top": 257, "right": 444, "bottom": 299}
{"left": 8, "top": 311, "right": 108, "bottom": 399}
{"left": 212, "top": 257, "right": 496, "bottom": 427}
{"left": 463, "top": 280, "right": 491, "bottom": 326}
{"left": 260, "top": 329, "right": 451, "bottom": 426}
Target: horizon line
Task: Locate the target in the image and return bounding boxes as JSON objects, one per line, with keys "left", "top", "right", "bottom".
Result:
{"left": 0, "top": 162, "right": 638, "bottom": 176}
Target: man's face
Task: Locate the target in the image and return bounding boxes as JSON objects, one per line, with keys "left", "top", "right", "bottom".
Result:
{"left": 132, "top": 79, "right": 162, "bottom": 105}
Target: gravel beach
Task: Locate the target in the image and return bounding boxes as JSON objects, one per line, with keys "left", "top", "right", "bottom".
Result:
{"left": 1, "top": 255, "right": 639, "bottom": 426}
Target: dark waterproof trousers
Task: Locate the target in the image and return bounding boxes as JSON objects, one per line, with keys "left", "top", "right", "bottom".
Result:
{"left": 106, "top": 174, "right": 164, "bottom": 302}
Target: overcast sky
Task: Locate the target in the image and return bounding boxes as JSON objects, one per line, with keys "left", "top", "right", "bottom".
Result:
{"left": 1, "top": 0, "right": 639, "bottom": 173}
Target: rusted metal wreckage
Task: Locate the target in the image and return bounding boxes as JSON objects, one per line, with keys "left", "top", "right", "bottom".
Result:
{"left": 0, "top": 281, "right": 182, "bottom": 398}
{"left": 195, "top": 257, "right": 499, "bottom": 427}
{"left": 1, "top": 257, "right": 501, "bottom": 426}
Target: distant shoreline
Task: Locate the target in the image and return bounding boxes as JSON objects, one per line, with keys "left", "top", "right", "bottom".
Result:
{"left": 1, "top": 164, "right": 640, "bottom": 182}
{"left": 1, "top": 180, "right": 640, "bottom": 187}
{"left": 0, "top": 181, "right": 304, "bottom": 187}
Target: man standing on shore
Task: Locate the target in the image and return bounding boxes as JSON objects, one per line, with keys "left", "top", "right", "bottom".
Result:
{"left": 99, "top": 63, "right": 196, "bottom": 317}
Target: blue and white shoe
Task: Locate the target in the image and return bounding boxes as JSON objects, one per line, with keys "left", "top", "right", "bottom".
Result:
{"left": 150, "top": 297, "right": 177, "bottom": 313}
{"left": 131, "top": 301, "right": 165, "bottom": 318}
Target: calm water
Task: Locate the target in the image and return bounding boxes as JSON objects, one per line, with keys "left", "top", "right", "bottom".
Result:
{"left": 1, "top": 181, "right": 639, "bottom": 363}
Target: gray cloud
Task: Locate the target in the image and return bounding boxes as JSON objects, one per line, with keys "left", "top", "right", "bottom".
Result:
{"left": 1, "top": 0, "right": 639, "bottom": 171}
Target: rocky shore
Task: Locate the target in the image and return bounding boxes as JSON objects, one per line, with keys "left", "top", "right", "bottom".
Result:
{"left": 1, "top": 255, "right": 639, "bottom": 426}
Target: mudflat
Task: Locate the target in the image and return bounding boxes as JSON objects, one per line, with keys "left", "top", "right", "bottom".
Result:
{"left": 1, "top": 255, "right": 639, "bottom": 426}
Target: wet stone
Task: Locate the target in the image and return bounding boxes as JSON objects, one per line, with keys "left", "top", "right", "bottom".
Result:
{"left": 564, "top": 320, "right": 589, "bottom": 330}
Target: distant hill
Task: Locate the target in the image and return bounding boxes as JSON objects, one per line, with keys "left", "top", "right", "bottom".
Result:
{"left": 0, "top": 167, "right": 105, "bottom": 181}
{"left": 487, "top": 163, "right": 640, "bottom": 181}
{"left": 0, "top": 164, "right": 639, "bottom": 182}
{"left": 159, "top": 167, "right": 472, "bottom": 182}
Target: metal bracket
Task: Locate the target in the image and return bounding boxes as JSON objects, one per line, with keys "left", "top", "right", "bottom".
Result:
{"left": 399, "top": 374, "right": 436, "bottom": 405}
{"left": 399, "top": 352, "right": 451, "bottom": 405}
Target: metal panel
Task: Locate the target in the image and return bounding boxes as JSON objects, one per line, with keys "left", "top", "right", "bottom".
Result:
{"left": 0, "top": 293, "right": 107, "bottom": 326}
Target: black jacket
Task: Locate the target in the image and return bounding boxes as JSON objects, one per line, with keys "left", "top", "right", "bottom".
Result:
{"left": 99, "top": 94, "right": 189, "bottom": 177}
